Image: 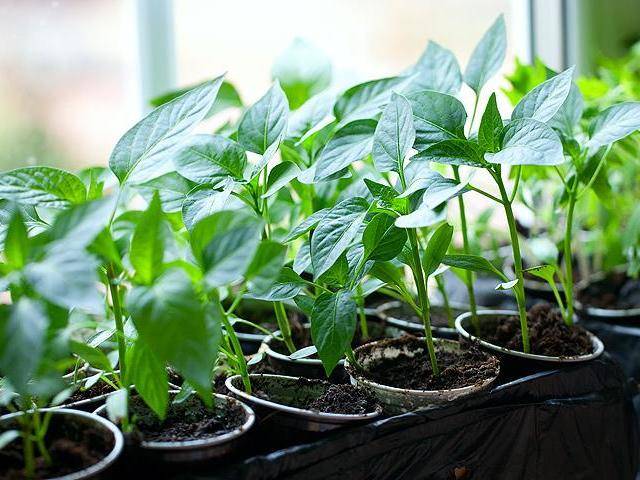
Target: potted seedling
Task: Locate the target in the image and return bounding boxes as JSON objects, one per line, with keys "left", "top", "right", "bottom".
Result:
{"left": 0, "top": 209, "right": 124, "bottom": 479}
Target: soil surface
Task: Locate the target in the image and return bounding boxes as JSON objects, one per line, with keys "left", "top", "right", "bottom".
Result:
{"left": 66, "top": 379, "right": 115, "bottom": 404}
{"left": 354, "top": 336, "right": 499, "bottom": 390}
{"left": 577, "top": 271, "right": 640, "bottom": 310}
{"left": 231, "top": 304, "right": 302, "bottom": 335}
{"left": 250, "top": 376, "right": 378, "bottom": 414}
{"left": 479, "top": 303, "right": 592, "bottom": 357}
{"left": 0, "top": 414, "right": 114, "bottom": 480}
{"left": 383, "top": 302, "right": 460, "bottom": 328}
{"left": 131, "top": 395, "right": 245, "bottom": 443}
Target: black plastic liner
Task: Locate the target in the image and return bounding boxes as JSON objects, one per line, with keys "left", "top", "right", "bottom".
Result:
{"left": 168, "top": 354, "right": 637, "bottom": 480}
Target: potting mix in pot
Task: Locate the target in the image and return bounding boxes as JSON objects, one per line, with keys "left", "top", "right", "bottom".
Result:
{"left": 0, "top": 13, "right": 639, "bottom": 479}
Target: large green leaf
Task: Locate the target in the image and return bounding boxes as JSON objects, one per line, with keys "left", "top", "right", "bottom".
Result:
{"left": 414, "top": 139, "right": 485, "bottom": 167}
{"left": 399, "top": 164, "right": 467, "bottom": 208}
{"left": 190, "top": 211, "right": 263, "bottom": 288}
{"left": 463, "top": 15, "right": 506, "bottom": 93}
{"left": 127, "top": 339, "right": 169, "bottom": 419}
{"left": 48, "top": 196, "right": 116, "bottom": 251}
{"left": 137, "top": 172, "right": 196, "bottom": 212}
{"left": 127, "top": 268, "right": 215, "bottom": 396}
{"left": 485, "top": 119, "right": 564, "bottom": 165}
{"left": 272, "top": 38, "right": 332, "bottom": 110}
{"left": 245, "top": 267, "right": 306, "bottom": 301}
{"left": 362, "top": 213, "right": 407, "bottom": 261}
{"left": 70, "top": 340, "right": 113, "bottom": 373}
{"left": 586, "top": 102, "right": 640, "bottom": 152}
{"left": 181, "top": 184, "right": 242, "bottom": 232}
{"left": 150, "top": 79, "right": 242, "bottom": 116}
{"left": 110, "top": 77, "right": 223, "bottom": 184}
{"left": 245, "top": 240, "right": 287, "bottom": 295}
{"left": 310, "top": 290, "right": 356, "bottom": 375}
{"left": 406, "top": 91, "right": 467, "bottom": 150}
{"left": 174, "top": 134, "right": 247, "bottom": 185}
{"left": 549, "top": 83, "right": 584, "bottom": 137}
{"left": 130, "top": 192, "right": 164, "bottom": 285}
{"left": 512, "top": 67, "right": 574, "bottom": 123}
{"left": 334, "top": 76, "right": 408, "bottom": 125}
{"left": 409, "top": 41, "right": 462, "bottom": 95}
{"left": 0, "top": 299, "right": 47, "bottom": 393}
{"left": 372, "top": 93, "right": 415, "bottom": 173}
{"left": 422, "top": 222, "right": 453, "bottom": 276}
{"left": 4, "top": 211, "right": 28, "bottom": 269}
{"left": 314, "top": 119, "right": 376, "bottom": 181}
{"left": 394, "top": 203, "right": 445, "bottom": 229}
{"left": 0, "top": 167, "right": 86, "bottom": 208}
{"left": 261, "top": 161, "right": 300, "bottom": 198}
{"left": 442, "top": 254, "right": 507, "bottom": 281}
{"left": 311, "top": 197, "right": 369, "bottom": 279}
{"left": 286, "top": 92, "right": 334, "bottom": 140}
{"left": 238, "top": 81, "right": 289, "bottom": 156}
{"left": 477, "top": 93, "right": 503, "bottom": 153}
{"left": 283, "top": 208, "right": 329, "bottom": 242}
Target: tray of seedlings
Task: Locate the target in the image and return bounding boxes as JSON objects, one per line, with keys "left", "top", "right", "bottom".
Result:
{"left": 0, "top": 14, "right": 639, "bottom": 480}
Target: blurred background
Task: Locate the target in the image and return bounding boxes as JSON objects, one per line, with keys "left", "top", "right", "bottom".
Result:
{"left": 1, "top": 0, "right": 639, "bottom": 172}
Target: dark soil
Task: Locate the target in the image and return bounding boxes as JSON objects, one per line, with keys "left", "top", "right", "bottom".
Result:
{"left": 384, "top": 302, "right": 460, "bottom": 328}
{"left": 577, "top": 271, "right": 640, "bottom": 310}
{"left": 479, "top": 303, "right": 593, "bottom": 357}
{"left": 0, "top": 414, "right": 114, "bottom": 479}
{"left": 355, "top": 336, "right": 499, "bottom": 390}
{"left": 131, "top": 395, "right": 245, "bottom": 443}
{"left": 250, "top": 376, "right": 378, "bottom": 415}
{"left": 232, "top": 304, "right": 302, "bottom": 335}
{"left": 66, "top": 379, "right": 115, "bottom": 404}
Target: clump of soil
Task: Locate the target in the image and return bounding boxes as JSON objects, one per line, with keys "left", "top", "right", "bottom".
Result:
{"left": 250, "top": 376, "right": 378, "bottom": 415}
{"left": 577, "top": 271, "right": 640, "bottom": 310}
{"left": 479, "top": 303, "right": 592, "bottom": 357}
{"left": 131, "top": 395, "right": 245, "bottom": 443}
{"left": 383, "top": 302, "right": 461, "bottom": 328}
{"left": 0, "top": 414, "right": 114, "bottom": 479}
{"left": 65, "top": 379, "right": 115, "bottom": 404}
{"left": 354, "top": 336, "right": 499, "bottom": 390}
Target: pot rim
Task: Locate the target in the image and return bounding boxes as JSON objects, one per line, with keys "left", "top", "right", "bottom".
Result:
{"left": 0, "top": 408, "right": 124, "bottom": 480}
{"left": 345, "top": 337, "right": 500, "bottom": 396}
{"left": 376, "top": 299, "right": 477, "bottom": 333}
{"left": 225, "top": 374, "right": 382, "bottom": 423}
{"left": 262, "top": 324, "right": 344, "bottom": 366}
{"left": 94, "top": 393, "right": 254, "bottom": 451}
{"left": 574, "top": 269, "right": 640, "bottom": 318}
{"left": 455, "top": 309, "right": 605, "bottom": 362}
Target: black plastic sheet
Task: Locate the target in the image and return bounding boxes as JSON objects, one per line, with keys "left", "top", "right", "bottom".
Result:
{"left": 177, "top": 355, "right": 637, "bottom": 480}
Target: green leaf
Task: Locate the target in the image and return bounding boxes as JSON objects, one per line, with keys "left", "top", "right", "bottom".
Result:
{"left": 137, "top": 172, "right": 196, "bottom": 213}
{"left": 110, "top": 77, "right": 223, "bottom": 184}
{"left": 587, "top": 102, "right": 640, "bottom": 152}
{"left": 512, "top": 67, "right": 574, "bottom": 123}
{"left": 130, "top": 192, "right": 164, "bottom": 285}
{"left": 70, "top": 340, "right": 113, "bottom": 373}
{"left": 150, "top": 79, "right": 242, "bottom": 116}
{"left": 245, "top": 267, "right": 305, "bottom": 301}
{"left": 485, "top": 119, "right": 564, "bottom": 166}
{"left": 314, "top": 119, "right": 377, "bottom": 181}
{"left": 363, "top": 179, "right": 403, "bottom": 210}
{"left": 261, "top": 162, "right": 300, "bottom": 198}
{"left": 464, "top": 15, "right": 506, "bottom": 93}
{"left": 406, "top": 91, "right": 467, "bottom": 150}
{"left": 443, "top": 254, "right": 507, "bottom": 281}
{"left": 478, "top": 93, "right": 503, "bottom": 153}
{"left": 0, "top": 299, "right": 46, "bottom": 392}
{"left": 238, "top": 81, "right": 289, "bottom": 155}
{"left": 127, "top": 339, "right": 169, "bottom": 419}
{"left": 0, "top": 167, "right": 86, "bottom": 208}
{"left": 362, "top": 213, "right": 407, "bottom": 261}
{"left": 422, "top": 223, "right": 453, "bottom": 276}
{"left": 272, "top": 38, "right": 332, "bottom": 110}
{"left": 283, "top": 208, "right": 329, "bottom": 242}
{"left": 311, "top": 290, "right": 357, "bottom": 376}
{"left": 4, "top": 211, "right": 28, "bottom": 269}
{"left": 182, "top": 184, "right": 242, "bottom": 232}
{"left": 372, "top": 93, "right": 415, "bottom": 173}
{"left": 523, "top": 264, "right": 557, "bottom": 284}
{"left": 127, "top": 268, "right": 215, "bottom": 396}
{"left": 174, "top": 134, "right": 247, "bottom": 185}
{"left": 399, "top": 164, "right": 467, "bottom": 208}
{"left": 293, "top": 239, "right": 311, "bottom": 274}
{"left": 369, "top": 261, "right": 407, "bottom": 292}
{"left": 310, "top": 197, "right": 369, "bottom": 279}
{"left": 287, "top": 92, "right": 334, "bottom": 140}
{"left": 24, "top": 249, "right": 102, "bottom": 314}
{"left": 414, "top": 139, "right": 485, "bottom": 167}
{"left": 409, "top": 41, "right": 462, "bottom": 95}
{"left": 190, "top": 211, "right": 263, "bottom": 288}
{"left": 334, "top": 76, "right": 407, "bottom": 125}
{"left": 245, "top": 240, "right": 287, "bottom": 295}
{"left": 549, "top": 83, "right": 584, "bottom": 137}
{"left": 394, "top": 203, "right": 445, "bottom": 229}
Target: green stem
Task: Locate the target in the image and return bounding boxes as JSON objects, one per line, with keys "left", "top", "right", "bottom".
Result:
{"left": 563, "top": 188, "right": 577, "bottom": 326}
{"left": 355, "top": 285, "right": 369, "bottom": 340}
{"left": 493, "top": 171, "right": 530, "bottom": 353}
{"left": 435, "top": 275, "right": 454, "bottom": 328}
{"left": 274, "top": 302, "right": 296, "bottom": 354}
{"left": 21, "top": 410, "right": 35, "bottom": 478}
{"left": 221, "top": 313, "right": 251, "bottom": 393}
{"left": 107, "top": 265, "right": 127, "bottom": 384}
{"left": 453, "top": 166, "right": 479, "bottom": 332}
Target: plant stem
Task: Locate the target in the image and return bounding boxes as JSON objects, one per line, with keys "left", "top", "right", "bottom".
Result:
{"left": 20, "top": 409, "right": 35, "bottom": 478}
{"left": 355, "top": 285, "right": 369, "bottom": 340}
{"left": 435, "top": 275, "right": 454, "bottom": 328}
{"left": 221, "top": 313, "right": 251, "bottom": 393}
{"left": 107, "top": 264, "right": 127, "bottom": 384}
{"left": 493, "top": 172, "right": 530, "bottom": 353}
{"left": 408, "top": 229, "right": 439, "bottom": 375}
{"left": 453, "top": 166, "right": 479, "bottom": 332}
{"left": 274, "top": 301, "right": 296, "bottom": 354}
{"left": 563, "top": 188, "right": 577, "bottom": 326}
